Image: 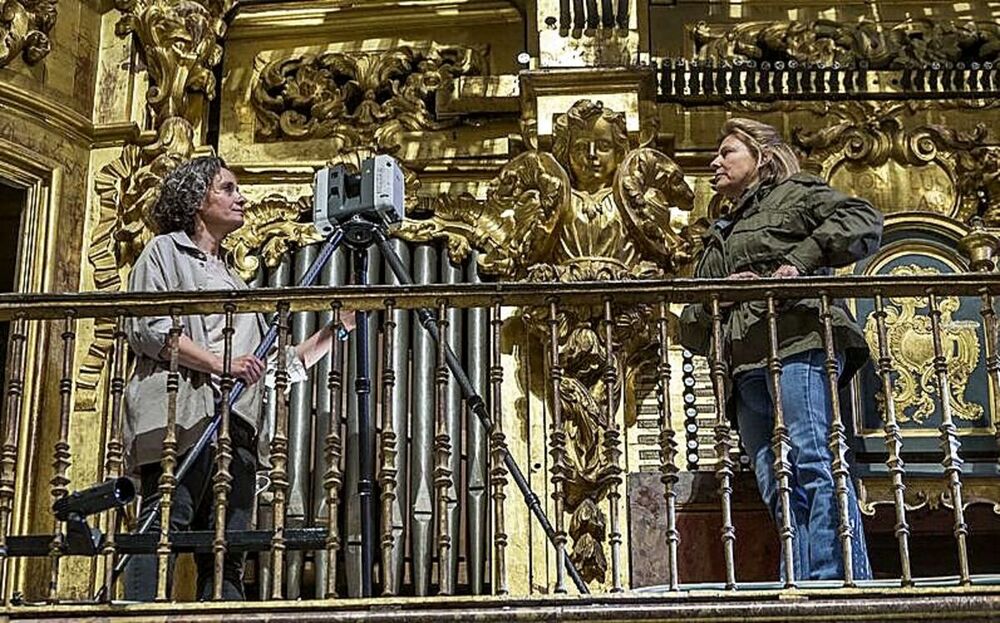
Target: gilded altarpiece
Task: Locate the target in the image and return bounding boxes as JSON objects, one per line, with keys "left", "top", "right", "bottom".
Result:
{"left": 2, "top": 0, "right": 1000, "bottom": 603}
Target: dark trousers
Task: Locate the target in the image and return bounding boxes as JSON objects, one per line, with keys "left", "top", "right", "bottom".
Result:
{"left": 123, "top": 418, "right": 257, "bottom": 601}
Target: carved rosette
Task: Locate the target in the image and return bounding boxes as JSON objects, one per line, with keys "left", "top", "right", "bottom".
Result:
{"left": 251, "top": 43, "right": 487, "bottom": 152}
{"left": 0, "top": 0, "right": 57, "bottom": 66}
{"left": 693, "top": 18, "right": 1000, "bottom": 69}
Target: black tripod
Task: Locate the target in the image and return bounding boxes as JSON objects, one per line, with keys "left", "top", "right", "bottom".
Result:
{"left": 98, "top": 219, "right": 588, "bottom": 599}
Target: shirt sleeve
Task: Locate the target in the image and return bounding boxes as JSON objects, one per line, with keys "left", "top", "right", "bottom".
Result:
{"left": 784, "top": 186, "right": 884, "bottom": 275}
{"left": 126, "top": 244, "right": 183, "bottom": 360}
{"left": 263, "top": 345, "right": 308, "bottom": 391}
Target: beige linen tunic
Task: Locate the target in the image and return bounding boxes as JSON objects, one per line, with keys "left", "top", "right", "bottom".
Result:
{"left": 124, "top": 231, "right": 302, "bottom": 471}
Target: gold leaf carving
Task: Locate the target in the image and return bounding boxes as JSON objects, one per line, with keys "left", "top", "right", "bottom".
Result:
{"left": 251, "top": 43, "right": 487, "bottom": 149}
{"left": 78, "top": 0, "right": 228, "bottom": 413}
{"left": 78, "top": 118, "right": 195, "bottom": 410}
{"left": 863, "top": 264, "right": 983, "bottom": 424}
{"left": 115, "top": 0, "right": 226, "bottom": 125}
{"left": 793, "top": 102, "right": 963, "bottom": 219}
{"left": 401, "top": 100, "right": 696, "bottom": 582}
{"left": 224, "top": 195, "right": 323, "bottom": 280}
{"left": 693, "top": 18, "right": 1000, "bottom": 69}
{"left": 0, "top": 0, "right": 56, "bottom": 67}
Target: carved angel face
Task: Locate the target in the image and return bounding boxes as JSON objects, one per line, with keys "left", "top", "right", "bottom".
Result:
{"left": 568, "top": 117, "right": 625, "bottom": 193}
{"left": 710, "top": 134, "right": 760, "bottom": 199}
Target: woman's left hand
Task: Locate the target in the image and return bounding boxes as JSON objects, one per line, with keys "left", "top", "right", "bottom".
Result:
{"left": 771, "top": 264, "right": 801, "bottom": 278}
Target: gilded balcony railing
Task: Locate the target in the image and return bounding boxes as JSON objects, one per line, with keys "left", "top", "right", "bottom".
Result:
{"left": 0, "top": 273, "right": 998, "bottom": 608}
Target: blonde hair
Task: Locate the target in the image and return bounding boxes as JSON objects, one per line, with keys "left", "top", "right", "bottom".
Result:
{"left": 720, "top": 118, "right": 800, "bottom": 187}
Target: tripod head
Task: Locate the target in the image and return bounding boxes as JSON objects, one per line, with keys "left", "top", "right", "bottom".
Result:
{"left": 312, "top": 155, "right": 405, "bottom": 246}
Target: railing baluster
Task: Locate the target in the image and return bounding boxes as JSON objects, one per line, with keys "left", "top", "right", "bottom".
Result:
{"left": 48, "top": 313, "right": 76, "bottom": 602}
{"left": 765, "top": 295, "right": 796, "bottom": 587}
{"left": 709, "top": 296, "right": 737, "bottom": 589}
{"left": 380, "top": 299, "right": 399, "bottom": 596}
{"left": 547, "top": 298, "right": 568, "bottom": 594}
{"left": 819, "top": 294, "right": 855, "bottom": 587}
{"left": 323, "top": 302, "right": 345, "bottom": 599}
{"left": 212, "top": 305, "right": 236, "bottom": 599}
{"left": 434, "top": 299, "right": 454, "bottom": 595}
{"left": 156, "top": 312, "right": 182, "bottom": 601}
{"left": 873, "top": 293, "right": 913, "bottom": 586}
{"left": 489, "top": 299, "right": 509, "bottom": 596}
{"left": 656, "top": 301, "right": 680, "bottom": 591}
{"left": 269, "top": 302, "right": 291, "bottom": 599}
{"left": 99, "top": 314, "right": 128, "bottom": 601}
{"left": 602, "top": 299, "right": 624, "bottom": 592}
{"left": 979, "top": 287, "right": 1000, "bottom": 472}
{"left": 927, "top": 292, "right": 971, "bottom": 585}
{"left": 0, "top": 315, "right": 27, "bottom": 600}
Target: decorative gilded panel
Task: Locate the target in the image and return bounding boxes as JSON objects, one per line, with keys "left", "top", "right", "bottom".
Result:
{"left": 793, "top": 102, "right": 1000, "bottom": 224}
{"left": 849, "top": 231, "right": 997, "bottom": 448}
{"left": 399, "top": 99, "right": 697, "bottom": 585}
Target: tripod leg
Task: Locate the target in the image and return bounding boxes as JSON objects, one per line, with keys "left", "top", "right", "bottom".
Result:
{"left": 373, "top": 231, "right": 590, "bottom": 594}
{"left": 351, "top": 247, "right": 376, "bottom": 598}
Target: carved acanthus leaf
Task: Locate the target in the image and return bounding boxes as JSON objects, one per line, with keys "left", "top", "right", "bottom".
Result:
{"left": 614, "top": 147, "right": 698, "bottom": 271}
{"left": 0, "top": 0, "right": 57, "bottom": 66}
{"left": 225, "top": 194, "right": 323, "bottom": 280}
{"left": 396, "top": 151, "right": 570, "bottom": 279}
{"left": 115, "top": 0, "right": 226, "bottom": 126}
{"left": 251, "top": 43, "right": 487, "bottom": 148}
{"left": 694, "top": 18, "right": 1000, "bottom": 69}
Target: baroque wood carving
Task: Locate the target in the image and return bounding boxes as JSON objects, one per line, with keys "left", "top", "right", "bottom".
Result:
{"left": 862, "top": 264, "right": 982, "bottom": 424}
{"left": 0, "top": 0, "right": 56, "bottom": 67}
{"left": 79, "top": 0, "right": 228, "bottom": 409}
{"left": 791, "top": 101, "right": 999, "bottom": 223}
{"left": 400, "top": 99, "right": 698, "bottom": 582}
{"left": 251, "top": 43, "right": 486, "bottom": 151}
{"left": 693, "top": 18, "right": 1000, "bottom": 68}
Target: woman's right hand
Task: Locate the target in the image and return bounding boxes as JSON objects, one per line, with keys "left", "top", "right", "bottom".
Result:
{"left": 226, "top": 354, "right": 265, "bottom": 386}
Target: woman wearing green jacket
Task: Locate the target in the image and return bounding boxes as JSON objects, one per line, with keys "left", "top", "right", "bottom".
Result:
{"left": 679, "top": 118, "right": 882, "bottom": 582}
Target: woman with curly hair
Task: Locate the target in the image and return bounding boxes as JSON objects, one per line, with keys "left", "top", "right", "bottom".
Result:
{"left": 123, "top": 156, "right": 346, "bottom": 600}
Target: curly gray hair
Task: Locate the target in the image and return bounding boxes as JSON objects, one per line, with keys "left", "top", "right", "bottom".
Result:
{"left": 152, "top": 156, "right": 226, "bottom": 234}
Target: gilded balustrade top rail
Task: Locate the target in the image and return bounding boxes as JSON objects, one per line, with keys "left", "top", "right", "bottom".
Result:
{"left": 0, "top": 274, "right": 996, "bottom": 320}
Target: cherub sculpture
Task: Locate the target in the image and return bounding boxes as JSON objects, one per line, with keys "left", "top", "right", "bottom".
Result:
{"left": 400, "top": 99, "right": 698, "bottom": 582}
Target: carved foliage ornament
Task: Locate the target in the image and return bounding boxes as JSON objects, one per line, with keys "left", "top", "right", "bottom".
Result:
{"left": 0, "top": 0, "right": 57, "bottom": 66}
{"left": 115, "top": 0, "right": 226, "bottom": 125}
{"left": 252, "top": 44, "right": 487, "bottom": 149}
{"left": 694, "top": 18, "right": 1000, "bottom": 69}
{"left": 224, "top": 194, "right": 322, "bottom": 279}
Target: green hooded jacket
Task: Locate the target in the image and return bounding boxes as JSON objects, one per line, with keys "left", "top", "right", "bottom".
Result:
{"left": 678, "top": 172, "right": 883, "bottom": 382}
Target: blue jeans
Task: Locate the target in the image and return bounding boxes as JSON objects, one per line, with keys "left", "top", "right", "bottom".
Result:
{"left": 735, "top": 349, "right": 872, "bottom": 581}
